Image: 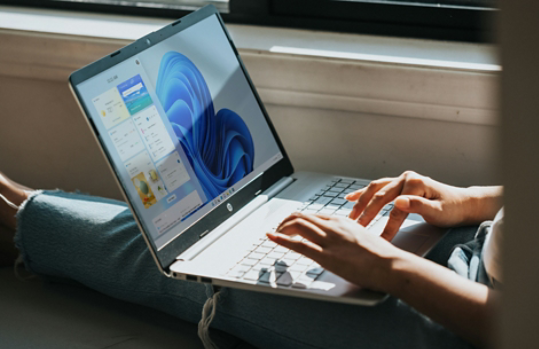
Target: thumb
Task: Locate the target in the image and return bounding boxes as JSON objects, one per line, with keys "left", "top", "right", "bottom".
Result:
{"left": 394, "top": 195, "right": 439, "bottom": 216}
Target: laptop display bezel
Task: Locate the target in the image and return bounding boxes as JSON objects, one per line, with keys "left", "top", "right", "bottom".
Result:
{"left": 69, "top": 5, "right": 294, "bottom": 270}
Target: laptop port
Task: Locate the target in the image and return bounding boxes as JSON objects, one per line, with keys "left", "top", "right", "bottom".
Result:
{"left": 185, "top": 274, "right": 197, "bottom": 281}
{"left": 201, "top": 277, "right": 212, "bottom": 284}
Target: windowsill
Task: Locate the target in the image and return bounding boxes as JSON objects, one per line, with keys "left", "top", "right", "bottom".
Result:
{"left": 0, "top": 5, "right": 499, "bottom": 72}
{"left": 0, "top": 5, "right": 500, "bottom": 126}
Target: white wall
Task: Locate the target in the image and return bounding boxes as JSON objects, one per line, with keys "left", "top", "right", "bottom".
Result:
{"left": 0, "top": 29, "right": 500, "bottom": 201}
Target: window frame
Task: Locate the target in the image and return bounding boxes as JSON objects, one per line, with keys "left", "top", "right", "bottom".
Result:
{"left": 0, "top": 0, "right": 497, "bottom": 43}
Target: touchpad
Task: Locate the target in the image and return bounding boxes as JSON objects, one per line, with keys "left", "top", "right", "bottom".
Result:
{"left": 391, "top": 232, "right": 429, "bottom": 254}
{"left": 391, "top": 222, "right": 446, "bottom": 256}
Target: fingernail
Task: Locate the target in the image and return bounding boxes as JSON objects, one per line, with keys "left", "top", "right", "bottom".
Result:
{"left": 358, "top": 213, "right": 367, "bottom": 225}
{"left": 395, "top": 197, "right": 410, "bottom": 209}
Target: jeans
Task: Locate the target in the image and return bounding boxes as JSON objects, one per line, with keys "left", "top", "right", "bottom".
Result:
{"left": 14, "top": 190, "right": 476, "bottom": 349}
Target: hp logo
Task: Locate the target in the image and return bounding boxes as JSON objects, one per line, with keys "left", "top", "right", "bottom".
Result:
{"left": 227, "top": 203, "right": 233, "bottom": 212}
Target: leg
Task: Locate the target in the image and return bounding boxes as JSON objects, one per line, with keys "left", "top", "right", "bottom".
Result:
{"left": 0, "top": 172, "right": 29, "bottom": 265}
{"left": 8, "top": 185, "right": 474, "bottom": 349}
{"left": 14, "top": 190, "right": 209, "bottom": 326}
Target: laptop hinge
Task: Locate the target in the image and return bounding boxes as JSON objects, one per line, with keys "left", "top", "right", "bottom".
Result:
{"left": 260, "top": 176, "right": 295, "bottom": 198}
{"left": 175, "top": 176, "right": 295, "bottom": 262}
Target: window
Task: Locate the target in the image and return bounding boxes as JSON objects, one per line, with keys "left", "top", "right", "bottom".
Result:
{"left": 0, "top": 0, "right": 497, "bottom": 42}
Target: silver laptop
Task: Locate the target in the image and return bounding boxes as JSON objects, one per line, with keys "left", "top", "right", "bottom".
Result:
{"left": 69, "top": 5, "right": 445, "bottom": 306}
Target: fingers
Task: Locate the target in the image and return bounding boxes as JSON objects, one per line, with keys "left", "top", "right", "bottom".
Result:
{"left": 394, "top": 195, "right": 442, "bottom": 221}
{"left": 350, "top": 171, "right": 427, "bottom": 225}
{"left": 348, "top": 178, "right": 393, "bottom": 220}
{"left": 356, "top": 178, "right": 407, "bottom": 226}
{"left": 344, "top": 187, "right": 366, "bottom": 201}
{"left": 278, "top": 211, "right": 330, "bottom": 229}
{"left": 380, "top": 208, "right": 409, "bottom": 241}
{"left": 267, "top": 232, "right": 323, "bottom": 260}
{"left": 277, "top": 213, "right": 331, "bottom": 247}
{"left": 378, "top": 176, "right": 426, "bottom": 240}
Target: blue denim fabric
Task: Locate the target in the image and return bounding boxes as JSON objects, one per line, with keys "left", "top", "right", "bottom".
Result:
{"left": 14, "top": 191, "right": 475, "bottom": 349}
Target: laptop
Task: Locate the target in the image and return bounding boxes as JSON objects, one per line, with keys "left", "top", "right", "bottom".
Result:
{"left": 68, "top": 5, "right": 445, "bottom": 306}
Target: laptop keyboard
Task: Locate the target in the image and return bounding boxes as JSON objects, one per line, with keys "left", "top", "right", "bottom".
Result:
{"left": 225, "top": 177, "right": 394, "bottom": 289}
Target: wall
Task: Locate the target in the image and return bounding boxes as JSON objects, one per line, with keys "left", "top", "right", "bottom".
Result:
{"left": 0, "top": 29, "right": 500, "bottom": 201}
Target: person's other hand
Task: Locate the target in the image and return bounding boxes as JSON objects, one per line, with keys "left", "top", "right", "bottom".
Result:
{"left": 268, "top": 213, "right": 402, "bottom": 292}
{"left": 346, "top": 171, "right": 478, "bottom": 241}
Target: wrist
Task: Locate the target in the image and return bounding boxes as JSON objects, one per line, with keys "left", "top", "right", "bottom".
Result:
{"left": 464, "top": 186, "right": 503, "bottom": 224}
{"left": 375, "top": 246, "right": 416, "bottom": 295}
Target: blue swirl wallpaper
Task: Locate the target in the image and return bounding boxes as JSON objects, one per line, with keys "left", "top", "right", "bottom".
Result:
{"left": 155, "top": 52, "right": 255, "bottom": 201}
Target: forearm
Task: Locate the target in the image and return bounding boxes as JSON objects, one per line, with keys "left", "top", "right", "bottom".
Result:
{"left": 385, "top": 251, "right": 498, "bottom": 348}
{"left": 464, "top": 186, "right": 503, "bottom": 224}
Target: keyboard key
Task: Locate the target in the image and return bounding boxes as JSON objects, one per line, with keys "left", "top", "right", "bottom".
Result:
{"left": 247, "top": 243, "right": 260, "bottom": 251}
{"left": 255, "top": 246, "right": 273, "bottom": 254}
{"left": 318, "top": 208, "right": 336, "bottom": 215}
{"left": 286, "top": 251, "right": 302, "bottom": 259}
{"left": 228, "top": 265, "right": 251, "bottom": 278}
{"left": 350, "top": 184, "right": 365, "bottom": 190}
{"left": 308, "top": 203, "right": 324, "bottom": 210}
{"left": 247, "top": 252, "right": 265, "bottom": 260}
{"left": 274, "top": 260, "right": 292, "bottom": 272}
{"left": 277, "top": 271, "right": 302, "bottom": 286}
{"left": 268, "top": 251, "right": 285, "bottom": 259}
{"left": 297, "top": 257, "right": 314, "bottom": 266}
{"left": 262, "top": 240, "right": 277, "bottom": 248}
{"left": 259, "top": 270, "right": 282, "bottom": 284}
{"left": 292, "top": 274, "right": 316, "bottom": 289}
{"left": 241, "top": 258, "right": 258, "bottom": 266}
{"left": 335, "top": 183, "right": 349, "bottom": 189}
{"left": 340, "top": 179, "right": 355, "bottom": 184}
{"left": 276, "top": 271, "right": 293, "bottom": 286}
{"left": 244, "top": 269, "right": 263, "bottom": 281}
{"left": 290, "top": 263, "right": 308, "bottom": 272}
{"left": 326, "top": 204, "right": 341, "bottom": 211}
{"left": 334, "top": 210, "right": 350, "bottom": 217}
{"left": 292, "top": 281, "right": 308, "bottom": 289}
{"left": 283, "top": 258, "right": 297, "bottom": 266}
{"left": 275, "top": 246, "right": 289, "bottom": 253}
{"left": 315, "top": 196, "right": 332, "bottom": 205}
{"left": 329, "top": 198, "right": 346, "bottom": 206}
{"left": 328, "top": 187, "right": 343, "bottom": 193}
{"left": 343, "top": 201, "right": 356, "bottom": 209}
{"left": 306, "top": 267, "right": 324, "bottom": 276}
{"left": 260, "top": 257, "right": 277, "bottom": 266}
{"left": 258, "top": 271, "right": 272, "bottom": 283}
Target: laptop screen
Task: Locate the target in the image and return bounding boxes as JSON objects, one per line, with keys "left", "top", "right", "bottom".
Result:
{"left": 74, "top": 14, "right": 284, "bottom": 252}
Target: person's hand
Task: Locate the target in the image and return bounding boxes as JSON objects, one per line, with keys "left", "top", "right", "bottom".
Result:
{"left": 268, "top": 213, "right": 403, "bottom": 292}
{"left": 346, "top": 171, "right": 494, "bottom": 241}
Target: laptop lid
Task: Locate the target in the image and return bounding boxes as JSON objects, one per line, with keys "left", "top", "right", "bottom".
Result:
{"left": 69, "top": 5, "right": 293, "bottom": 271}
